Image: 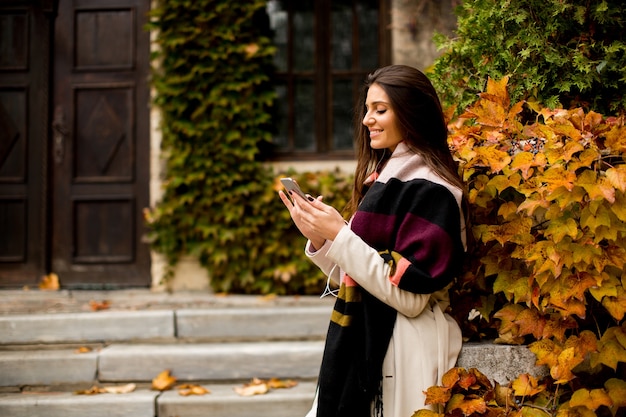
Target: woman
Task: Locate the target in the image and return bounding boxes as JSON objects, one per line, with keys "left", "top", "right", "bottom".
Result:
{"left": 279, "top": 65, "right": 467, "bottom": 417}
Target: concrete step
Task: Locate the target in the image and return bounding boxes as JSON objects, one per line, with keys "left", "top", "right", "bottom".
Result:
{"left": 0, "top": 381, "right": 317, "bottom": 417}
{"left": 0, "top": 341, "right": 325, "bottom": 387}
{"left": 0, "top": 306, "right": 331, "bottom": 345}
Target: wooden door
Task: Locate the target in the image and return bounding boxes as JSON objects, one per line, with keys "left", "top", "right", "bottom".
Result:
{"left": 51, "top": 0, "right": 151, "bottom": 287}
{"left": 0, "top": 1, "right": 54, "bottom": 287}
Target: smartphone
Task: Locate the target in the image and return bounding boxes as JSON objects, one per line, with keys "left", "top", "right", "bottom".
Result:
{"left": 280, "top": 177, "right": 309, "bottom": 201}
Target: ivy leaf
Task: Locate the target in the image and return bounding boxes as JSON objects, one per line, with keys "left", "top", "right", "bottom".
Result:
{"left": 550, "top": 347, "right": 578, "bottom": 384}
{"left": 602, "top": 286, "right": 626, "bottom": 321}
{"left": 604, "top": 125, "right": 626, "bottom": 153}
{"left": 445, "top": 393, "right": 488, "bottom": 415}
{"left": 605, "top": 166, "right": 626, "bottom": 193}
{"left": 605, "top": 378, "right": 626, "bottom": 409}
{"left": 424, "top": 385, "right": 451, "bottom": 405}
{"left": 569, "top": 388, "right": 613, "bottom": 410}
{"left": 530, "top": 339, "right": 562, "bottom": 368}
{"left": 515, "top": 308, "right": 546, "bottom": 339}
{"left": 511, "top": 373, "right": 546, "bottom": 397}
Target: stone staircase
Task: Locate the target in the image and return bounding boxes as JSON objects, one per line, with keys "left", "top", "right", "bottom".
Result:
{"left": 0, "top": 290, "right": 546, "bottom": 417}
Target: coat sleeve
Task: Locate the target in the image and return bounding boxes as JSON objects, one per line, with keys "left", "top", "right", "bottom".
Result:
{"left": 305, "top": 239, "right": 341, "bottom": 285}
{"left": 325, "top": 226, "right": 431, "bottom": 317}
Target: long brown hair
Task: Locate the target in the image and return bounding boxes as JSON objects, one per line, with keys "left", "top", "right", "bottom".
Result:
{"left": 345, "top": 65, "right": 467, "bottom": 217}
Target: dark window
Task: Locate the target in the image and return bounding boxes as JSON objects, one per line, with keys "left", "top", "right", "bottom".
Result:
{"left": 267, "top": 0, "right": 390, "bottom": 160}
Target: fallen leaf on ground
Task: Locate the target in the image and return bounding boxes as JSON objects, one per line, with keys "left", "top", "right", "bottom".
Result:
{"left": 233, "top": 377, "right": 298, "bottom": 397}
{"left": 234, "top": 378, "right": 270, "bottom": 396}
{"left": 74, "top": 346, "right": 92, "bottom": 354}
{"left": 39, "top": 273, "right": 59, "bottom": 291}
{"left": 103, "top": 383, "right": 136, "bottom": 394}
{"left": 152, "top": 369, "right": 177, "bottom": 391}
{"left": 178, "top": 384, "right": 211, "bottom": 396}
{"left": 266, "top": 377, "right": 298, "bottom": 389}
{"left": 89, "top": 300, "right": 111, "bottom": 311}
{"left": 74, "top": 383, "right": 136, "bottom": 395}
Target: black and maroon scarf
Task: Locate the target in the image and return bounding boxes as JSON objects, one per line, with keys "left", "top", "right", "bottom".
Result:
{"left": 316, "top": 148, "right": 465, "bottom": 417}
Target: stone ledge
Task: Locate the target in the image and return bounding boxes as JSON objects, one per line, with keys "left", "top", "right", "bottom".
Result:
{"left": 456, "top": 342, "right": 548, "bottom": 384}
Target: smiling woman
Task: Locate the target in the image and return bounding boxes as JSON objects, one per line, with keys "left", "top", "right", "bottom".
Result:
{"left": 279, "top": 65, "right": 470, "bottom": 417}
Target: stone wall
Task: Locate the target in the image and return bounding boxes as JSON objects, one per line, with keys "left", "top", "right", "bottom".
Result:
{"left": 390, "top": 0, "right": 459, "bottom": 70}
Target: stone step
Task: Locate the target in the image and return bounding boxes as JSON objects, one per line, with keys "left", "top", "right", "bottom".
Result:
{"left": 0, "top": 306, "right": 331, "bottom": 345}
{"left": 0, "top": 381, "right": 317, "bottom": 417}
{"left": 0, "top": 341, "right": 325, "bottom": 387}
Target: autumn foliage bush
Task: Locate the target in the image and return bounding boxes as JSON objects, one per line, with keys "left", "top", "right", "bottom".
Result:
{"left": 422, "top": 77, "right": 626, "bottom": 416}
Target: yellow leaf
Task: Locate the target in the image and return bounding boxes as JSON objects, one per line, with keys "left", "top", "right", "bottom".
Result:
{"left": 151, "top": 370, "right": 177, "bottom": 391}
{"left": 569, "top": 388, "right": 612, "bottom": 410}
{"left": 604, "top": 125, "right": 626, "bottom": 153}
{"left": 529, "top": 339, "right": 562, "bottom": 368}
{"left": 606, "top": 166, "right": 626, "bottom": 193}
{"left": 602, "top": 287, "right": 626, "bottom": 321}
{"left": 474, "top": 146, "right": 512, "bottom": 173}
{"left": 511, "top": 152, "right": 537, "bottom": 179}
{"left": 39, "top": 273, "right": 60, "bottom": 291}
{"left": 543, "top": 165, "right": 577, "bottom": 192}
{"left": 605, "top": 378, "right": 626, "bottom": 408}
{"left": 74, "top": 346, "right": 93, "bottom": 354}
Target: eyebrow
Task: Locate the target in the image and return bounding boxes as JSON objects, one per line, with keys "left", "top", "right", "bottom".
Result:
{"left": 365, "top": 100, "right": 390, "bottom": 107}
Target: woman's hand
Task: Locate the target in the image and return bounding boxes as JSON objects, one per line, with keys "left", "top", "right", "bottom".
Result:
{"left": 279, "top": 190, "right": 346, "bottom": 250}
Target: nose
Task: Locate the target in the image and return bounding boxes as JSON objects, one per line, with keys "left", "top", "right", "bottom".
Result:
{"left": 363, "top": 112, "right": 374, "bottom": 126}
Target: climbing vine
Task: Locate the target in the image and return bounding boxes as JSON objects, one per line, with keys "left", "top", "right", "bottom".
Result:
{"left": 420, "top": 77, "right": 626, "bottom": 417}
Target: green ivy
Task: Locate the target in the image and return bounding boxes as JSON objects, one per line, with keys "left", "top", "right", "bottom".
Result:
{"left": 146, "top": 0, "right": 354, "bottom": 294}
{"left": 431, "top": 0, "right": 626, "bottom": 116}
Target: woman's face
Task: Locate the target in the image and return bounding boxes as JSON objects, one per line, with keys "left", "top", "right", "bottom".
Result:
{"left": 362, "top": 83, "right": 403, "bottom": 152}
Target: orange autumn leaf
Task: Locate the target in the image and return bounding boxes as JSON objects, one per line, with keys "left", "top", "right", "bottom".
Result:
{"left": 514, "top": 308, "right": 545, "bottom": 339}
{"left": 152, "top": 370, "right": 177, "bottom": 391}
{"left": 441, "top": 367, "right": 462, "bottom": 389}
{"left": 89, "top": 300, "right": 111, "bottom": 311}
{"left": 39, "top": 273, "right": 60, "bottom": 291}
{"left": 424, "top": 385, "right": 452, "bottom": 405}
{"left": 74, "top": 346, "right": 93, "bottom": 354}
{"left": 446, "top": 393, "right": 488, "bottom": 415}
{"left": 178, "top": 384, "right": 210, "bottom": 396}
{"left": 511, "top": 374, "right": 546, "bottom": 397}
{"left": 266, "top": 377, "right": 298, "bottom": 389}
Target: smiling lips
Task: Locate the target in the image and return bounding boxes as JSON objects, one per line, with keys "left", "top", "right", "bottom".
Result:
{"left": 370, "top": 129, "right": 383, "bottom": 137}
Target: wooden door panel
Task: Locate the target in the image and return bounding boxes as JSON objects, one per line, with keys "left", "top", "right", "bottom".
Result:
{"left": 74, "top": 86, "right": 133, "bottom": 180}
{"left": 52, "top": 0, "right": 150, "bottom": 288}
{"left": 73, "top": 197, "right": 135, "bottom": 263}
{"left": 0, "top": 4, "right": 50, "bottom": 287}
